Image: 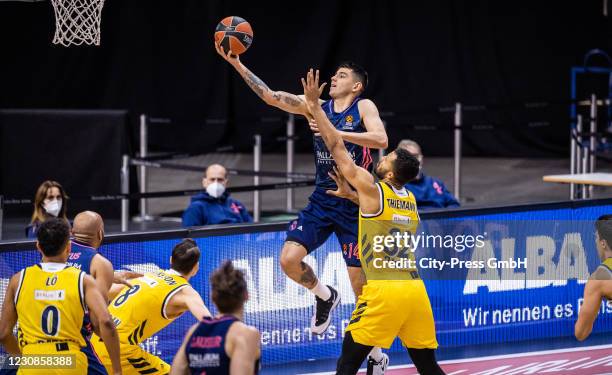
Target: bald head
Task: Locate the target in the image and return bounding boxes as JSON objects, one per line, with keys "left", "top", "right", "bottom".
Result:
{"left": 202, "top": 164, "right": 228, "bottom": 188}
{"left": 72, "top": 211, "right": 105, "bottom": 248}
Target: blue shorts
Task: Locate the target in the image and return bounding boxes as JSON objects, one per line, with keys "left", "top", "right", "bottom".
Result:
{"left": 82, "top": 338, "right": 108, "bottom": 375}
{"left": 286, "top": 188, "right": 361, "bottom": 267}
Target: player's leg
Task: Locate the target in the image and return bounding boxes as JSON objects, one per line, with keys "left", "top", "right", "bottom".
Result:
{"left": 283, "top": 207, "right": 340, "bottom": 334}
{"left": 398, "top": 281, "right": 443, "bottom": 374}
{"left": 335, "top": 332, "right": 373, "bottom": 375}
{"left": 122, "top": 345, "right": 170, "bottom": 375}
{"left": 279, "top": 240, "right": 319, "bottom": 290}
{"left": 346, "top": 266, "right": 365, "bottom": 297}
{"left": 81, "top": 339, "right": 108, "bottom": 375}
{"left": 406, "top": 348, "right": 445, "bottom": 375}
{"left": 338, "top": 231, "right": 387, "bottom": 373}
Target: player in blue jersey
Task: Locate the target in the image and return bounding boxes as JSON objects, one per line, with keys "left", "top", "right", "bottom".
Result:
{"left": 170, "top": 260, "right": 260, "bottom": 375}
{"left": 70, "top": 211, "right": 140, "bottom": 300}
{"left": 216, "top": 44, "right": 389, "bottom": 371}
{"left": 69, "top": 211, "right": 141, "bottom": 374}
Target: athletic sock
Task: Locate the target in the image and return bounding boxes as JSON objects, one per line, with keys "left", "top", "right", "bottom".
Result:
{"left": 369, "top": 347, "right": 383, "bottom": 362}
{"left": 310, "top": 281, "right": 332, "bottom": 300}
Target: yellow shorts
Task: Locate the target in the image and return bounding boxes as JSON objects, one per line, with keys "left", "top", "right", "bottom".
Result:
{"left": 17, "top": 342, "right": 88, "bottom": 375}
{"left": 91, "top": 337, "right": 170, "bottom": 375}
{"left": 346, "top": 280, "right": 438, "bottom": 349}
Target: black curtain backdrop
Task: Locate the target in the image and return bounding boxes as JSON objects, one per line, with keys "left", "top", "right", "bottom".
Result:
{"left": 1, "top": 0, "right": 611, "bottom": 157}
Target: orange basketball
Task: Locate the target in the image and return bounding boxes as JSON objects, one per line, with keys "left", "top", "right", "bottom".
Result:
{"left": 214, "top": 16, "right": 253, "bottom": 56}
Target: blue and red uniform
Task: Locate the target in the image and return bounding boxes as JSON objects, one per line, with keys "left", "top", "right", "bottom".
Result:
{"left": 67, "top": 240, "right": 108, "bottom": 375}
{"left": 286, "top": 98, "right": 373, "bottom": 267}
{"left": 186, "top": 316, "right": 260, "bottom": 375}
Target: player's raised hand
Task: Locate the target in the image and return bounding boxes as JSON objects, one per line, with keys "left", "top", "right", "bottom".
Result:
{"left": 214, "top": 41, "right": 240, "bottom": 66}
{"left": 301, "top": 69, "right": 327, "bottom": 110}
{"left": 326, "top": 167, "right": 357, "bottom": 202}
{"left": 308, "top": 118, "right": 321, "bottom": 137}
{"left": 113, "top": 270, "right": 143, "bottom": 288}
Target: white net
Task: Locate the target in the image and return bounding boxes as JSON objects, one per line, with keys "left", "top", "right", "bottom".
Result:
{"left": 50, "top": 0, "right": 105, "bottom": 46}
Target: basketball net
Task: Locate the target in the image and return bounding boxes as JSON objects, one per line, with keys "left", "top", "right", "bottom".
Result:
{"left": 50, "top": 0, "right": 105, "bottom": 46}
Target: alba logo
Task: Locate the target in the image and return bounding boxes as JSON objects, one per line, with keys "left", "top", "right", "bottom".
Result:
{"left": 345, "top": 115, "right": 353, "bottom": 123}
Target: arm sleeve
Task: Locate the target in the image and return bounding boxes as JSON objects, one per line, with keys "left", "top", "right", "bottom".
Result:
{"left": 182, "top": 203, "right": 206, "bottom": 227}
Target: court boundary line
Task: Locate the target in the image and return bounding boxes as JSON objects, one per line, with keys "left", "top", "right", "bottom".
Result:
{"left": 299, "top": 344, "right": 612, "bottom": 375}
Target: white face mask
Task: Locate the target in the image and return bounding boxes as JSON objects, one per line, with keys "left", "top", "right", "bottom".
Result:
{"left": 206, "top": 182, "right": 226, "bottom": 198}
{"left": 44, "top": 199, "right": 62, "bottom": 217}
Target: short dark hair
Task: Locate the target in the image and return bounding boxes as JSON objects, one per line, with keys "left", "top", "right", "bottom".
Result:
{"left": 596, "top": 215, "right": 612, "bottom": 247}
{"left": 171, "top": 238, "right": 200, "bottom": 275}
{"left": 393, "top": 148, "right": 421, "bottom": 185}
{"left": 337, "top": 61, "right": 368, "bottom": 92}
{"left": 211, "top": 260, "right": 247, "bottom": 313}
{"left": 37, "top": 217, "right": 70, "bottom": 257}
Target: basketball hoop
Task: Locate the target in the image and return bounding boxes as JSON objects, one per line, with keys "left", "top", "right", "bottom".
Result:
{"left": 50, "top": 0, "right": 105, "bottom": 46}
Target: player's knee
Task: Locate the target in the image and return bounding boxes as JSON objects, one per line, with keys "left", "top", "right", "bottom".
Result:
{"left": 280, "top": 246, "right": 302, "bottom": 273}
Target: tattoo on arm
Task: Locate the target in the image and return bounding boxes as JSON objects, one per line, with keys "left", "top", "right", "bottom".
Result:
{"left": 243, "top": 70, "right": 270, "bottom": 100}
{"left": 270, "top": 92, "right": 304, "bottom": 108}
{"left": 282, "top": 95, "right": 303, "bottom": 107}
{"left": 299, "top": 262, "right": 317, "bottom": 288}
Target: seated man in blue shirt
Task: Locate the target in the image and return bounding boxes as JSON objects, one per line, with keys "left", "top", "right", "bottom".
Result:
{"left": 182, "top": 164, "right": 253, "bottom": 227}
{"left": 398, "top": 139, "right": 460, "bottom": 210}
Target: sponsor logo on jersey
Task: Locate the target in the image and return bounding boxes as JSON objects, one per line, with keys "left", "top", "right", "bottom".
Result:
{"left": 34, "top": 289, "right": 65, "bottom": 301}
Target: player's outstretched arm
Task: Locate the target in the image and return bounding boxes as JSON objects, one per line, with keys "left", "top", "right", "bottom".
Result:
{"left": 170, "top": 323, "right": 199, "bottom": 375}
{"left": 228, "top": 325, "right": 260, "bottom": 375}
{"left": 90, "top": 254, "right": 114, "bottom": 302}
{"left": 302, "top": 69, "right": 377, "bottom": 198}
{"left": 214, "top": 42, "right": 310, "bottom": 115}
{"left": 84, "top": 274, "right": 122, "bottom": 375}
{"left": 0, "top": 273, "right": 21, "bottom": 355}
{"left": 312, "top": 98, "right": 387, "bottom": 149}
{"left": 168, "top": 286, "right": 212, "bottom": 321}
{"left": 575, "top": 279, "right": 603, "bottom": 341}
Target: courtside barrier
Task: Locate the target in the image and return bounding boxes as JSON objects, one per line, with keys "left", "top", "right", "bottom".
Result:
{"left": 1, "top": 199, "right": 611, "bottom": 365}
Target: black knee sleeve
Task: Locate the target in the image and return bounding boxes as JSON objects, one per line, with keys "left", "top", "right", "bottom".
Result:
{"left": 407, "top": 348, "right": 445, "bottom": 375}
{"left": 335, "top": 332, "right": 373, "bottom": 375}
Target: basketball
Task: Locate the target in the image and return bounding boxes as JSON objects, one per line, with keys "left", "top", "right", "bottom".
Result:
{"left": 214, "top": 16, "right": 253, "bottom": 56}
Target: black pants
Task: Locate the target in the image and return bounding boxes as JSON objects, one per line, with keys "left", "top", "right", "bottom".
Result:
{"left": 336, "top": 332, "right": 446, "bottom": 375}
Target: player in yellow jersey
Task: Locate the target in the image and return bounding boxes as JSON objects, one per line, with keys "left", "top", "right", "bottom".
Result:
{"left": 91, "top": 238, "right": 211, "bottom": 375}
{"left": 0, "top": 218, "right": 122, "bottom": 375}
{"left": 575, "top": 215, "right": 612, "bottom": 341}
{"left": 302, "top": 69, "right": 445, "bottom": 375}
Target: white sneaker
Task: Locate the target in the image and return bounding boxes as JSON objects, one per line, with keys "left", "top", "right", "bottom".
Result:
{"left": 366, "top": 352, "right": 389, "bottom": 375}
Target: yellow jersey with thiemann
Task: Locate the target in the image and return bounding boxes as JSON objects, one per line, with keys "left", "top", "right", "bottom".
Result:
{"left": 14, "top": 263, "right": 89, "bottom": 374}
{"left": 347, "top": 181, "right": 439, "bottom": 349}
{"left": 91, "top": 269, "right": 189, "bottom": 375}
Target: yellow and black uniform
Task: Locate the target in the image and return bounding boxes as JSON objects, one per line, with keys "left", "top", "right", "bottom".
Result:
{"left": 14, "top": 263, "right": 91, "bottom": 374}
{"left": 596, "top": 257, "right": 612, "bottom": 281}
{"left": 91, "top": 269, "right": 189, "bottom": 375}
{"left": 346, "top": 181, "right": 438, "bottom": 349}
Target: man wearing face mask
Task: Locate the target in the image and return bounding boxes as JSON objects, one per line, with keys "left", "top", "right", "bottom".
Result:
{"left": 182, "top": 164, "right": 252, "bottom": 227}
{"left": 398, "top": 140, "right": 460, "bottom": 210}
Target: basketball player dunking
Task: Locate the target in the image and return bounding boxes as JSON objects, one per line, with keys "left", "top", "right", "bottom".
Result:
{"left": 216, "top": 44, "right": 389, "bottom": 371}
{"left": 302, "top": 69, "right": 445, "bottom": 375}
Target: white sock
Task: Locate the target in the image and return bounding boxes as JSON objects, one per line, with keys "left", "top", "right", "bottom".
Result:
{"left": 369, "top": 347, "right": 383, "bottom": 362}
{"left": 309, "top": 281, "right": 331, "bottom": 300}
